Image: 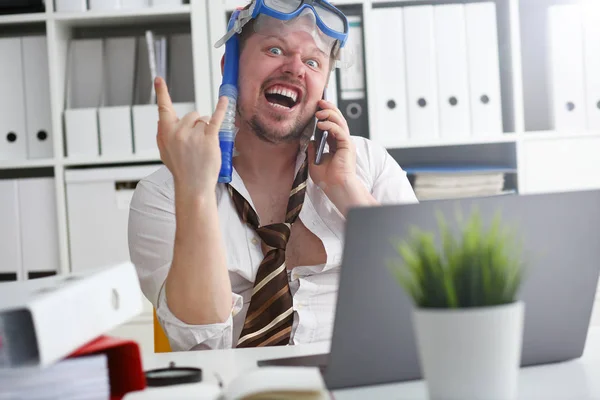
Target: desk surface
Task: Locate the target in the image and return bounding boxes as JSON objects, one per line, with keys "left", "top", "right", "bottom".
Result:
{"left": 125, "top": 327, "right": 600, "bottom": 399}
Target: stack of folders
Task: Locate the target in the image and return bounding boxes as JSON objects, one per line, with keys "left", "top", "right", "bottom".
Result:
{"left": 405, "top": 166, "right": 513, "bottom": 201}
{"left": 0, "top": 355, "right": 110, "bottom": 400}
{"left": 0, "top": 262, "right": 144, "bottom": 399}
{"left": 64, "top": 30, "right": 195, "bottom": 160}
{"left": 369, "top": 2, "right": 504, "bottom": 147}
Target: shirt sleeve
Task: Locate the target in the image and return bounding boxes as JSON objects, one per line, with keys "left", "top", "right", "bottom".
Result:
{"left": 127, "top": 170, "right": 243, "bottom": 351}
{"left": 355, "top": 137, "right": 419, "bottom": 205}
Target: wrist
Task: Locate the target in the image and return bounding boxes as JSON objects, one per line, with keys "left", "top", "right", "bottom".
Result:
{"left": 324, "top": 177, "right": 377, "bottom": 217}
{"left": 175, "top": 186, "right": 217, "bottom": 216}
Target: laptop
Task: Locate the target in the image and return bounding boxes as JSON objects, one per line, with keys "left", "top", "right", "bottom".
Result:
{"left": 258, "top": 189, "right": 600, "bottom": 390}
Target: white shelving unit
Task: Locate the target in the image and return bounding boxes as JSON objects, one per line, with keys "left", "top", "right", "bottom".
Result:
{"left": 2, "top": 0, "right": 600, "bottom": 352}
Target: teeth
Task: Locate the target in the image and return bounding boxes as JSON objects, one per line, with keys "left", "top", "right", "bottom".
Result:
{"left": 266, "top": 86, "right": 298, "bottom": 103}
{"left": 269, "top": 102, "right": 290, "bottom": 110}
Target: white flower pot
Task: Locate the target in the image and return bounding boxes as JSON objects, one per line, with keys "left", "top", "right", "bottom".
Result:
{"left": 413, "top": 301, "right": 525, "bottom": 400}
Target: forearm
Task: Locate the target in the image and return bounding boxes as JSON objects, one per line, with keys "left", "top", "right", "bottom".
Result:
{"left": 325, "top": 177, "right": 379, "bottom": 217}
{"left": 165, "top": 188, "right": 232, "bottom": 325}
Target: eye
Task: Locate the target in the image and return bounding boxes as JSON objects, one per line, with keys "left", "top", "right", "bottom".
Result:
{"left": 306, "top": 59, "right": 320, "bottom": 68}
{"left": 268, "top": 47, "right": 283, "bottom": 56}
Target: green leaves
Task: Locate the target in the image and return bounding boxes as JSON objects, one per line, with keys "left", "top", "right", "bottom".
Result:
{"left": 387, "top": 207, "right": 525, "bottom": 309}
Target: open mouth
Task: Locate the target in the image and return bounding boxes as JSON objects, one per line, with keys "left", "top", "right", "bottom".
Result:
{"left": 264, "top": 85, "right": 301, "bottom": 110}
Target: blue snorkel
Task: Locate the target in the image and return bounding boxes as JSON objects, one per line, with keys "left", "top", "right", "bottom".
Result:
{"left": 217, "top": 10, "right": 241, "bottom": 184}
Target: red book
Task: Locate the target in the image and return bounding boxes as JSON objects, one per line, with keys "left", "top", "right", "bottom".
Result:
{"left": 68, "top": 335, "right": 147, "bottom": 400}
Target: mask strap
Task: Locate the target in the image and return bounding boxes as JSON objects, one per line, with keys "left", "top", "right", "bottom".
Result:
{"left": 214, "top": 8, "right": 254, "bottom": 49}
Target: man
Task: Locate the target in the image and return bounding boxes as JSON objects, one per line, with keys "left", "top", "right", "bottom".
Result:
{"left": 128, "top": 0, "right": 417, "bottom": 351}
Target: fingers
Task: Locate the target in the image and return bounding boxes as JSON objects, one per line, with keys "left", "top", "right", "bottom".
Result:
{"left": 316, "top": 109, "right": 349, "bottom": 135}
{"left": 318, "top": 99, "right": 345, "bottom": 120}
{"left": 179, "top": 111, "right": 203, "bottom": 130}
{"left": 317, "top": 120, "right": 351, "bottom": 150}
{"left": 206, "top": 97, "right": 230, "bottom": 136}
{"left": 156, "top": 77, "right": 177, "bottom": 127}
{"left": 193, "top": 116, "right": 211, "bottom": 128}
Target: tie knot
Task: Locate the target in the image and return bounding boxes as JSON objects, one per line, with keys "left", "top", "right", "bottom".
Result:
{"left": 256, "top": 223, "right": 291, "bottom": 251}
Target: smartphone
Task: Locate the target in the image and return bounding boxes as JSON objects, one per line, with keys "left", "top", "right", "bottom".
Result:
{"left": 314, "top": 92, "right": 329, "bottom": 165}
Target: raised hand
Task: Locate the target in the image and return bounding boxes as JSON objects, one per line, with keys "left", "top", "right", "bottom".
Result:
{"left": 155, "top": 77, "right": 229, "bottom": 197}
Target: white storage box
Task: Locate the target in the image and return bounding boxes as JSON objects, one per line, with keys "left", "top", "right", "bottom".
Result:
{"left": 65, "top": 165, "right": 162, "bottom": 272}
{"left": 132, "top": 104, "right": 159, "bottom": 157}
{"left": 64, "top": 108, "right": 100, "bottom": 158}
{"left": 98, "top": 106, "right": 134, "bottom": 157}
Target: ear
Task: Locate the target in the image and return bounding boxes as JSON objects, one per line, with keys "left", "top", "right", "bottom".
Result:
{"left": 221, "top": 55, "right": 225, "bottom": 76}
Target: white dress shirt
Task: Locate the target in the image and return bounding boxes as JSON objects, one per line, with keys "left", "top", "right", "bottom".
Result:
{"left": 128, "top": 136, "right": 418, "bottom": 351}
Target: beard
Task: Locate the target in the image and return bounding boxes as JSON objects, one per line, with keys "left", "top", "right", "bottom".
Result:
{"left": 238, "top": 103, "right": 315, "bottom": 145}
{"left": 248, "top": 112, "right": 313, "bottom": 144}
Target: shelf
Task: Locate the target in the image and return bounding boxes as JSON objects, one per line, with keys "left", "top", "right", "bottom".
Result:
{"left": 0, "top": 158, "right": 55, "bottom": 170}
{"left": 0, "top": 12, "right": 47, "bottom": 25}
{"left": 62, "top": 154, "right": 162, "bottom": 167}
{"left": 386, "top": 134, "right": 518, "bottom": 149}
{"left": 51, "top": 5, "right": 191, "bottom": 27}
{"left": 520, "top": 130, "right": 600, "bottom": 141}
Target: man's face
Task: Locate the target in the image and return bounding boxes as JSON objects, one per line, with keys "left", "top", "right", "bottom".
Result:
{"left": 237, "top": 27, "right": 331, "bottom": 144}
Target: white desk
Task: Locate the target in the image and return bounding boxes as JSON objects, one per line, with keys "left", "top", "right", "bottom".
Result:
{"left": 126, "top": 327, "right": 600, "bottom": 399}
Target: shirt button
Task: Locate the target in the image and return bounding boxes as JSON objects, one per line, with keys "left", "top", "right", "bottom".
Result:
{"left": 251, "top": 238, "right": 259, "bottom": 246}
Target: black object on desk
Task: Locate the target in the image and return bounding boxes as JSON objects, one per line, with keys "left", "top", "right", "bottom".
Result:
{"left": 145, "top": 361, "right": 202, "bottom": 387}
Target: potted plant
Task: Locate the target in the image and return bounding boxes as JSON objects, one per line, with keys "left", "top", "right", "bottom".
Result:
{"left": 388, "top": 208, "right": 526, "bottom": 400}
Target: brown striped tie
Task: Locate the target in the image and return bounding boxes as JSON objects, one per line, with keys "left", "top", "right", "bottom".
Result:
{"left": 228, "top": 155, "right": 308, "bottom": 348}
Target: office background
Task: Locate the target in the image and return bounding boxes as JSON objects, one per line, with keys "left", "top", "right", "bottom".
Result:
{"left": 1, "top": 0, "right": 599, "bottom": 353}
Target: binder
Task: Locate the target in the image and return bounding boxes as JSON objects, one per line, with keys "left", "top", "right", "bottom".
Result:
{"left": 434, "top": 4, "right": 471, "bottom": 139}
{"left": 132, "top": 34, "right": 160, "bottom": 157}
{"left": 99, "top": 37, "right": 136, "bottom": 157}
{"left": 167, "top": 33, "right": 195, "bottom": 104}
{"left": 338, "top": 14, "right": 369, "bottom": 138}
{"left": 465, "top": 2, "right": 503, "bottom": 136}
{"left": 64, "top": 39, "right": 103, "bottom": 158}
{"left": 21, "top": 36, "right": 54, "bottom": 159}
{"left": 68, "top": 336, "right": 147, "bottom": 400}
{"left": 89, "top": 0, "right": 120, "bottom": 11}
{"left": 0, "top": 38, "right": 27, "bottom": 161}
{"left": 167, "top": 33, "right": 196, "bottom": 122}
{"left": 403, "top": 5, "right": 439, "bottom": 140}
{"left": 17, "top": 178, "right": 60, "bottom": 280}
{"left": 583, "top": 2, "right": 600, "bottom": 131}
{"left": 0, "top": 262, "right": 143, "bottom": 369}
{"left": 370, "top": 7, "right": 409, "bottom": 147}
{"left": 121, "top": 0, "right": 149, "bottom": 9}
{"left": 150, "top": 0, "right": 183, "bottom": 6}
{"left": 0, "top": 179, "right": 22, "bottom": 282}
{"left": 547, "top": 4, "right": 586, "bottom": 132}
{"left": 54, "top": 0, "right": 87, "bottom": 12}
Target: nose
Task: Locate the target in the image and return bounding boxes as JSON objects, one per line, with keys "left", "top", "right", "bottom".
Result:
{"left": 282, "top": 53, "right": 306, "bottom": 79}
